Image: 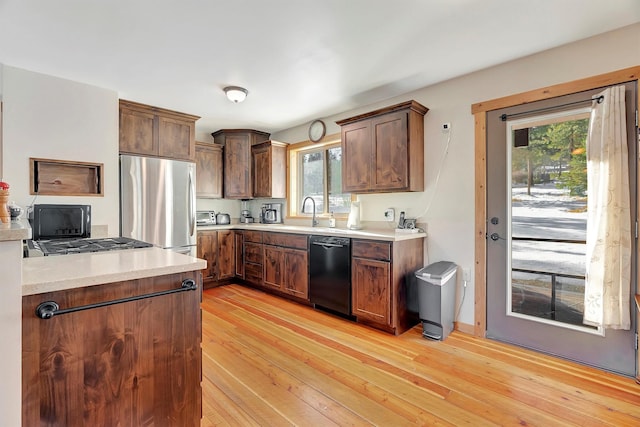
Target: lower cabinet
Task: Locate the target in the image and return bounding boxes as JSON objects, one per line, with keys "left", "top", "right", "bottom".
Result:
{"left": 230, "top": 229, "right": 424, "bottom": 335}
{"left": 351, "top": 238, "right": 424, "bottom": 335}
{"left": 263, "top": 246, "right": 309, "bottom": 299}
{"left": 263, "top": 233, "right": 309, "bottom": 300}
{"left": 352, "top": 257, "right": 391, "bottom": 326}
{"left": 217, "top": 230, "right": 235, "bottom": 280}
{"left": 197, "top": 229, "right": 235, "bottom": 287}
{"left": 283, "top": 249, "right": 308, "bottom": 299}
{"left": 22, "top": 272, "right": 203, "bottom": 427}
{"left": 197, "top": 230, "right": 217, "bottom": 283}
{"left": 235, "top": 231, "right": 244, "bottom": 278}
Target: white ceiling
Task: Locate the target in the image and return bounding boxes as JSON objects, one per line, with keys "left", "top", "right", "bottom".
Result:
{"left": 1, "top": 0, "right": 639, "bottom": 138}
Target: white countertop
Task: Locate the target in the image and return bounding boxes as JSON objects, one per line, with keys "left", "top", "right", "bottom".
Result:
{"left": 23, "top": 247, "right": 206, "bottom": 296}
{"left": 0, "top": 219, "right": 31, "bottom": 242}
{"left": 197, "top": 223, "right": 426, "bottom": 241}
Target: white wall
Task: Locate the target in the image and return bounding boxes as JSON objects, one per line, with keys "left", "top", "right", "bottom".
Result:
{"left": 0, "top": 239, "right": 23, "bottom": 426}
{"left": 272, "top": 23, "right": 640, "bottom": 326}
{"left": 1, "top": 66, "right": 119, "bottom": 236}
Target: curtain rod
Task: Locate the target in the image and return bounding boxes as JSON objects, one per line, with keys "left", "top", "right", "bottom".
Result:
{"left": 500, "top": 95, "right": 604, "bottom": 121}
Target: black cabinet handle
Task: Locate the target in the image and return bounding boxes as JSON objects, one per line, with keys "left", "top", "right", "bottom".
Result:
{"left": 35, "top": 278, "right": 198, "bottom": 320}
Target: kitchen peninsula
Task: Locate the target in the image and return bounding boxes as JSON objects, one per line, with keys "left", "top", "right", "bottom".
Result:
{"left": 21, "top": 246, "right": 205, "bottom": 426}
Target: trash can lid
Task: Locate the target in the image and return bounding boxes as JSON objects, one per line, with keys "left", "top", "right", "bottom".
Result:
{"left": 416, "top": 261, "right": 457, "bottom": 283}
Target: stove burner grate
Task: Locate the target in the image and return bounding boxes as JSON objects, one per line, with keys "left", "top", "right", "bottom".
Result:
{"left": 28, "top": 237, "right": 153, "bottom": 256}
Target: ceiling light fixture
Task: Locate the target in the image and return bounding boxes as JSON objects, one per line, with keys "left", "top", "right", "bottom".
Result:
{"left": 223, "top": 86, "right": 248, "bottom": 103}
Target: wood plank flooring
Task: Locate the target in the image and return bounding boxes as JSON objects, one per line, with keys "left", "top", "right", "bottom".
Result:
{"left": 201, "top": 284, "right": 640, "bottom": 426}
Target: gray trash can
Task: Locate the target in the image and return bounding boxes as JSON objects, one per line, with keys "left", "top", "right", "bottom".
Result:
{"left": 414, "top": 261, "right": 457, "bottom": 340}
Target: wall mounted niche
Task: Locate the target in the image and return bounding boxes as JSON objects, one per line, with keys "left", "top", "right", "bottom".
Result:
{"left": 30, "top": 157, "right": 104, "bottom": 196}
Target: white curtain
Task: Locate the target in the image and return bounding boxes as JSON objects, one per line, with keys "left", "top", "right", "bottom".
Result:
{"left": 583, "top": 85, "right": 631, "bottom": 330}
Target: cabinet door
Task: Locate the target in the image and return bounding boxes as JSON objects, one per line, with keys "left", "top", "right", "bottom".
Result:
{"left": 22, "top": 273, "right": 202, "bottom": 427}
{"left": 252, "top": 144, "right": 271, "bottom": 198}
{"left": 352, "top": 257, "right": 391, "bottom": 326}
{"left": 263, "top": 246, "right": 284, "bottom": 290}
{"left": 235, "top": 231, "right": 244, "bottom": 278}
{"left": 119, "top": 108, "right": 157, "bottom": 156}
{"left": 217, "top": 230, "right": 235, "bottom": 280}
{"left": 158, "top": 116, "right": 195, "bottom": 161}
{"left": 341, "top": 121, "right": 372, "bottom": 192}
{"left": 283, "top": 249, "right": 309, "bottom": 299}
{"left": 197, "top": 231, "right": 217, "bottom": 282}
{"left": 224, "top": 134, "right": 252, "bottom": 199}
{"left": 371, "top": 111, "right": 409, "bottom": 191}
{"left": 195, "top": 142, "right": 223, "bottom": 198}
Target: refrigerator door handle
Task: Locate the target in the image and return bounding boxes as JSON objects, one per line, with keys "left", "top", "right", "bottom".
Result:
{"left": 188, "top": 168, "right": 195, "bottom": 237}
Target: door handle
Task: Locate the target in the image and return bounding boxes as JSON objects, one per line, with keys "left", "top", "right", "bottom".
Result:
{"left": 490, "top": 233, "right": 501, "bottom": 241}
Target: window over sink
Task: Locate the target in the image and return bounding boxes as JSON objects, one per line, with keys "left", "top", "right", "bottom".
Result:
{"left": 288, "top": 136, "right": 351, "bottom": 218}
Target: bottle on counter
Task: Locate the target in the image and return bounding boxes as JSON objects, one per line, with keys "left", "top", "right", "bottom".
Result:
{"left": 329, "top": 211, "right": 336, "bottom": 228}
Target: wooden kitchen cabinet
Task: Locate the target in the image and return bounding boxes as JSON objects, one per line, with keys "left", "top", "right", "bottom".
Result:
{"left": 197, "top": 230, "right": 217, "bottom": 283}
{"left": 263, "top": 233, "right": 309, "bottom": 300}
{"left": 283, "top": 249, "right": 309, "bottom": 299}
{"left": 235, "top": 231, "right": 244, "bottom": 278}
{"left": 22, "top": 272, "right": 202, "bottom": 426}
{"left": 352, "top": 256, "right": 391, "bottom": 326}
{"left": 337, "top": 100, "right": 428, "bottom": 193}
{"left": 197, "top": 229, "right": 235, "bottom": 287}
{"left": 119, "top": 100, "right": 199, "bottom": 162}
{"left": 212, "top": 129, "right": 270, "bottom": 199}
{"left": 351, "top": 238, "right": 424, "bottom": 335}
{"left": 252, "top": 140, "right": 287, "bottom": 198}
{"left": 218, "top": 230, "right": 235, "bottom": 280}
{"left": 195, "top": 141, "right": 223, "bottom": 198}
{"left": 242, "top": 231, "right": 264, "bottom": 285}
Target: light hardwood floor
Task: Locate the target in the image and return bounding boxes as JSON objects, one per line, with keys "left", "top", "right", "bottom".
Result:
{"left": 201, "top": 284, "right": 640, "bottom": 426}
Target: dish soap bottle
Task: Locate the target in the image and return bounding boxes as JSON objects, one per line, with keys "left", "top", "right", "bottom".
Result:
{"left": 329, "top": 211, "right": 336, "bottom": 228}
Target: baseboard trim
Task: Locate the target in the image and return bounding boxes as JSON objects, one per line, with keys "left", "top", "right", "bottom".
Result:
{"left": 454, "top": 321, "right": 475, "bottom": 335}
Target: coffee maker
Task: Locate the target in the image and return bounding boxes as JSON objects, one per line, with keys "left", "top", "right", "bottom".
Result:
{"left": 261, "top": 203, "right": 283, "bottom": 224}
{"left": 240, "top": 200, "right": 254, "bottom": 223}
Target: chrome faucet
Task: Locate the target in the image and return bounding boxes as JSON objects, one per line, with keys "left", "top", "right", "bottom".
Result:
{"left": 301, "top": 196, "right": 318, "bottom": 227}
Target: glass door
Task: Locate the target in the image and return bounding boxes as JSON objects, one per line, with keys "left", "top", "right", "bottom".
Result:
{"left": 486, "top": 85, "right": 637, "bottom": 376}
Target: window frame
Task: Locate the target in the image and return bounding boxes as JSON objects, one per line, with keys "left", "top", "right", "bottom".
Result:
{"left": 287, "top": 133, "right": 351, "bottom": 219}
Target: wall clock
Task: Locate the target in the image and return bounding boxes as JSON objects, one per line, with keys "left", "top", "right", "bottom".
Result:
{"left": 308, "top": 119, "right": 326, "bottom": 143}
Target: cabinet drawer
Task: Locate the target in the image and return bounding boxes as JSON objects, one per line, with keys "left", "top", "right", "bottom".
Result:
{"left": 244, "top": 231, "right": 263, "bottom": 243}
{"left": 352, "top": 240, "right": 391, "bottom": 261}
{"left": 263, "top": 232, "right": 308, "bottom": 249}
{"left": 244, "top": 242, "right": 263, "bottom": 264}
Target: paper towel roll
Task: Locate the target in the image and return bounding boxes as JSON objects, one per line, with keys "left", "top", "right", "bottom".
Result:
{"left": 347, "top": 201, "right": 361, "bottom": 230}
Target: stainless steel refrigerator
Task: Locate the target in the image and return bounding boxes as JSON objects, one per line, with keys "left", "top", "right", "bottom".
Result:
{"left": 120, "top": 154, "right": 196, "bottom": 256}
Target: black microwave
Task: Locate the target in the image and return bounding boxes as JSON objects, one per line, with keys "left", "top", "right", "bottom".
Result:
{"left": 30, "top": 204, "right": 91, "bottom": 240}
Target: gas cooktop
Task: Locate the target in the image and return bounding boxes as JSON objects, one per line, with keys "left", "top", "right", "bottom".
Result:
{"left": 25, "top": 237, "right": 153, "bottom": 257}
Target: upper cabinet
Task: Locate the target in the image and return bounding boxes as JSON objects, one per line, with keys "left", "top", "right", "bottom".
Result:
{"left": 252, "top": 140, "right": 287, "bottom": 199}
{"left": 195, "top": 141, "right": 223, "bottom": 198}
{"left": 336, "top": 100, "right": 428, "bottom": 193}
{"left": 211, "top": 129, "right": 272, "bottom": 199}
{"left": 119, "top": 100, "right": 199, "bottom": 162}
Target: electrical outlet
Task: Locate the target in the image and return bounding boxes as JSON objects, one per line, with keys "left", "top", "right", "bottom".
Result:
{"left": 442, "top": 122, "right": 451, "bottom": 132}
{"left": 384, "top": 208, "right": 395, "bottom": 222}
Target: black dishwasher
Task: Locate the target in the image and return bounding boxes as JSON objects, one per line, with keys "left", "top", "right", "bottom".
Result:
{"left": 309, "top": 235, "right": 352, "bottom": 316}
